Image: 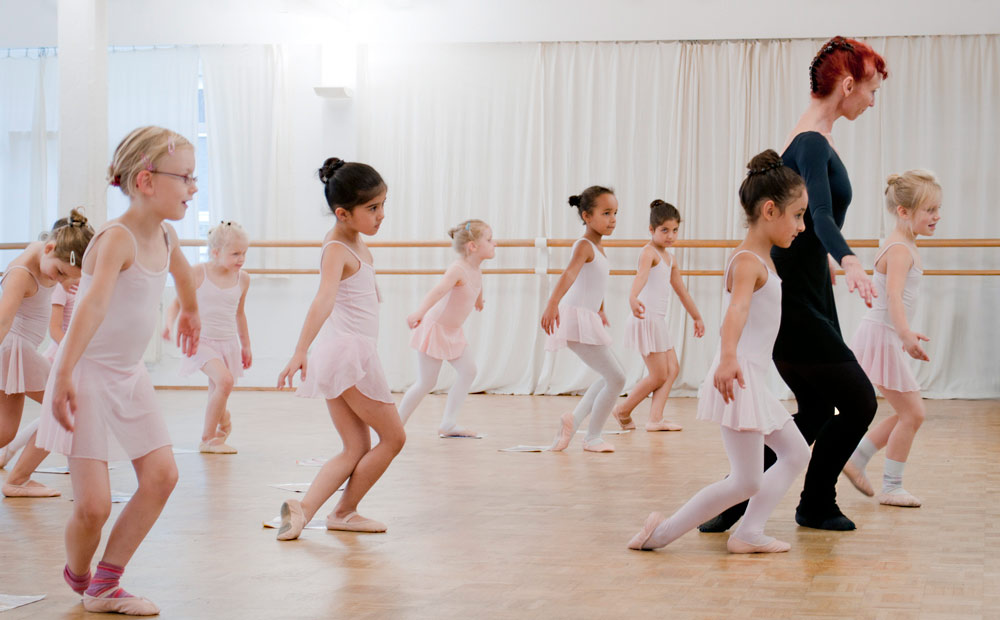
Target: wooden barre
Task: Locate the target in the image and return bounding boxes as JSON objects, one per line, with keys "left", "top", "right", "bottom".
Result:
{"left": 2, "top": 238, "right": 998, "bottom": 250}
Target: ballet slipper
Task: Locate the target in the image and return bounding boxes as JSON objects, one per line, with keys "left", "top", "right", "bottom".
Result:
{"left": 438, "top": 427, "right": 478, "bottom": 438}
{"left": 83, "top": 592, "right": 160, "bottom": 616}
{"left": 277, "top": 499, "right": 305, "bottom": 541}
{"left": 628, "top": 512, "right": 667, "bottom": 550}
{"left": 582, "top": 438, "right": 615, "bottom": 453}
{"left": 613, "top": 407, "right": 636, "bottom": 431}
{"left": 325, "top": 511, "right": 386, "bottom": 533}
{"left": 878, "top": 489, "right": 921, "bottom": 507}
{"left": 645, "top": 420, "right": 683, "bottom": 432}
{"left": 841, "top": 461, "right": 874, "bottom": 497}
{"left": 2, "top": 479, "right": 60, "bottom": 498}
{"left": 199, "top": 438, "right": 237, "bottom": 454}
{"left": 550, "top": 412, "right": 575, "bottom": 452}
{"left": 726, "top": 535, "right": 791, "bottom": 554}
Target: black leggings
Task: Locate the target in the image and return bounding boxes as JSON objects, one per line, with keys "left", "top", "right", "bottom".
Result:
{"left": 766, "top": 359, "right": 877, "bottom": 513}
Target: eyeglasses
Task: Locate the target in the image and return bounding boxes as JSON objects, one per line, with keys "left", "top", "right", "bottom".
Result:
{"left": 152, "top": 170, "right": 198, "bottom": 185}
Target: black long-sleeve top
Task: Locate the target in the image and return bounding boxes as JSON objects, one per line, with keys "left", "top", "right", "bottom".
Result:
{"left": 771, "top": 131, "right": 857, "bottom": 362}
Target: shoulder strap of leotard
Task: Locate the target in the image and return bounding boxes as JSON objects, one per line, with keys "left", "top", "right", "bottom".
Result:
{"left": 320, "top": 239, "right": 369, "bottom": 267}
{"left": 654, "top": 246, "right": 674, "bottom": 270}
{"left": 0, "top": 265, "right": 41, "bottom": 295}
{"left": 873, "top": 241, "right": 917, "bottom": 269}
{"left": 723, "top": 250, "right": 768, "bottom": 291}
{"left": 82, "top": 222, "right": 139, "bottom": 265}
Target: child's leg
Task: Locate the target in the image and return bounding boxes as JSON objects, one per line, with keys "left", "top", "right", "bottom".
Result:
{"left": 878, "top": 388, "right": 924, "bottom": 503}
{"left": 99, "top": 446, "right": 178, "bottom": 568}
{"left": 296, "top": 396, "right": 373, "bottom": 523}
{"left": 733, "top": 420, "right": 810, "bottom": 545}
{"left": 633, "top": 428, "right": 763, "bottom": 549}
{"left": 0, "top": 416, "right": 39, "bottom": 468}
{"left": 440, "top": 348, "right": 477, "bottom": 434}
{"left": 646, "top": 350, "right": 681, "bottom": 428}
{"left": 66, "top": 457, "right": 112, "bottom": 577}
{"left": 397, "top": 352, "right": 443, "bottom": 425}
{"left": 0, "top": 391, "right": 27, "bottom": 447}
{"left": 330, "top": 388, "right": 406, "bottom": 520}
{"left": 2, "top": 433, "right": 57, "bottom": 495}
{"left": 200, "top": 360, "right": 234, "bottom": 443}
{"left": 566, "top": 342, "right": 626, "bottom": 444}
{"left": 613, "top": 351, "right": 668, "bottom": 424}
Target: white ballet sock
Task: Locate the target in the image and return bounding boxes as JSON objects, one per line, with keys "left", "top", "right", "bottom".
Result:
{"left": 849, "top": 437, "right": 877, "bottom": 470}
{"left": 882, "top": 458, "right": 906, "bottom": 493}
{"left": 440, "top": 349, "right": 476, "bottom": 431}
{"left": 565, "top": 342, "right": 625, "bottom": 443}
{"left": 397, "top": 352, "right": 444, "bottom": 425}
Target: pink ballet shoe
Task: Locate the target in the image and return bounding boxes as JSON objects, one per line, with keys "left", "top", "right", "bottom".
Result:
{"left": 727, "top": 535, "right": 791, "bottom": 554}
{"left": 550, "top": 412, "right": 575, "bottom": 452}
{"left": 645, "top": 420, "right": 683, "bottom": 432}
{"left": 2, "top": 479, "right": 60, "bottom": 498}
{"left": 325, "top": 511, "right": 386, "bottom": 533}
{"left": 277, "top": 499, "right": 306, "bottom": 541}
{"left": 628, "top": 512, "right": 667, "bottom": 550}
{"left": 582, "top": 438, "right": 615, "bottom": 453}
{"left": 842, "top": 461, "right": 874, "bottom": 497}
{"left": 215, "top": 411, "right": 233, "bottom": 441}
{"left": 438, "top": 427, "right": 478, "bottom": 438}
{"left": 83, "top": 592, "right": 160, "bottom": 615}
{"left": 613, "top": 407, "right": 636, "bottom": 431}
{"left": 878, "top": 489, "right": 921, "bottom": 507}
{"left": 199, "top": 438, "right": 237, "bottom": 454}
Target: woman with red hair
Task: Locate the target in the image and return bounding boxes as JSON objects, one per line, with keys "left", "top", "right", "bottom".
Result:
{"left": 701, "top": 36, "right": 888, "bottom": 533}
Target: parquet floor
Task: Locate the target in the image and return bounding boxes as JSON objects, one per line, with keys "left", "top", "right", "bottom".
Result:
{"left": 1, "top": 392, "right": 998, "bottom": 619}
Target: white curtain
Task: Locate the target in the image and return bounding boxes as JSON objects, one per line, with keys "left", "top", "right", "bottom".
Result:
{"left": 0, "top": 52, "right": 59, "bottom": 262}
{"left": 106, "top": 47, "right": 200, "bottom": 258}
{"left": 358, "top": 35, "right": 1000, "bottom": 399}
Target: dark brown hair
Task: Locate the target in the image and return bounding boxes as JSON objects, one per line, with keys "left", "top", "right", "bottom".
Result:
{"left": 318, "top": 158, "right": 386, "bottom": 213}
{"left": 568, "top": 186, "right": 614, "bottom": 222}
{"left": 649, "top": 199, "right": 681, "bottom": 228}
{"left": 738, "top": 150, "right": 805, "bottom": 224}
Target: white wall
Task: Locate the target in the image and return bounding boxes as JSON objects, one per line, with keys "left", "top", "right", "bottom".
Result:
{"left": 2, "top": 0, "right": 999, "bottom": 48}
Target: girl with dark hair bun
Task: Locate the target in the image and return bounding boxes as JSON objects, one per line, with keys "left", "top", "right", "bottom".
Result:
{"left": 541, "top": 186, "right": 625, "bottom": 453}
{"left": 274, "top": 158, "right": 404, "bottom": 541}
{"left": 628, "top": 150, "right": 811, "bottom": 555}
{"left": 700, "top": 37, "right": 888, "bottom": 535}
{"left": 615, "top": 200, "right": 705, "bottom": 432}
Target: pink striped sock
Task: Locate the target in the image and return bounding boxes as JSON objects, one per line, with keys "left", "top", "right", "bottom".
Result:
{"left": 84, "top": 561, "right": 133, "bottom": 599}
{"left": 63, "top": 565, "right": 91, "bottom": 595}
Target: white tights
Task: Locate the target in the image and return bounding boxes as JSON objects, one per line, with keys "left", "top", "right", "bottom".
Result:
{"left": 566, "top": 342, "right": 626, "bottom": 443}
{"left": 397, "top": 349, "right": 477, "bottom": 431}
{"left": 648, "top": 420, "right": 810, "bottom": 547}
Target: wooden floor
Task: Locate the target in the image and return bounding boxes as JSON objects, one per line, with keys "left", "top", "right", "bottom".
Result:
{"left": 1, "top": 392, "right": 998, "bottom": 619}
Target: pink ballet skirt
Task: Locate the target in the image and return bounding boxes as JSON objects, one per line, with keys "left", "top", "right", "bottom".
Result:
{"left": 410, "top": 321, "right": 466, "bottom": 361}
{"left": 0, "top": 335, "right": 51, "bottom": 394}
{"left": 850, "top": 319, "right": 919, "bottom": 392}
{"left": 297, "top": 329, "right": 393, "bottom": 404}
{"left": 179, "top": 335, "right": 244, "bottom": 378}
{"left": 545, "top": 305, "right": 612, "bottom": 351}
{"left": 624, "top": 314, "right": 673, "bottom": 356}
{"left": 696, "top": 353, "right": 791, "bottom": 434}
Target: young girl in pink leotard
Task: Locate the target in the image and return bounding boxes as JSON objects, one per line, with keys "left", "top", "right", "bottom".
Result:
{"left": 397, "top": 219, "right": 496, "bottom": 437}
{"left": 164, "top": 221, "right": 251, "bottom": 454}
{"left": 0, "top": 210, "right": 93, "bottom": 499}
{"left": 615, "top": 200, "right": 705, "bottom": 432}
{"left": 843, "top": 170, "right": 942, "bottom": 508}
{"left": 628, "top": 150, "right": 811, "bottom": 555}
{"left": 36, "top": 126, "right": 201, "bottom": 616}
{"left": 275, "top": 158, "right": 405, "bottom": 541}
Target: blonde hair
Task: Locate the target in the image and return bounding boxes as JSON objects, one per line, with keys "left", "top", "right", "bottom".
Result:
{"left": 207, "top": 221, "right": 249, "bottom": 252}
{"left": 43, "top": 208, "right": 95, "bottom": 266}
{"left": 447, "top": 219, "right": 490, "bottom": 255}
{"left": 885, "top": 169, "right": 941, "bottom": 216}
{"left": 108, "top": 126, "right": 193, "bottom": 197}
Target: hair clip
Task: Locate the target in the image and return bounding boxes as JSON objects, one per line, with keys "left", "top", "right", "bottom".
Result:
{"left": 167, "top": 137, "right": 176, "bottom": 155}
{"left": 464, "top": 221, "right": 471, "bottom": 231}
{"left": 70, "top": 250, "right": 77, "bottom": 266}
{"left": 141, "top": 154, "right": 154, "bottom": 171}
{"left": 111, "top": 174, "right": 122, "bottom": 187}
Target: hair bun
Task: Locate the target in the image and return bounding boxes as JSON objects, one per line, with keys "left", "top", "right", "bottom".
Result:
{"left": 318, "top": 157, "right": 346, "bottom": 184}
{"left": 68, "top": 208, "right": 89, "bottom": 227}
{"left": 568, "top": 195, "right": 582, "bottom": 207}
{"left": 746, "top": 149, "right": 784, "bottom": 176}
{"left": 649, "top": 199, "right": 667, "bottom": 210}
{"left": 447, "top": 226, "right": 459, "bottom": 239}
{"left": 886, "top": 173, "right": 902, "bottom": 185}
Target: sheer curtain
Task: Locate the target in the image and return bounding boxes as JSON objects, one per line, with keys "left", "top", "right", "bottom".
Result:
{"left": 106, "top": 47, "right": 200, "bottom": 255}
{"left": 357, "top": 35, "right": 1000, "bottom": 399}
{"left": 0, "top": 53, "right": 59, "bottom": 263}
